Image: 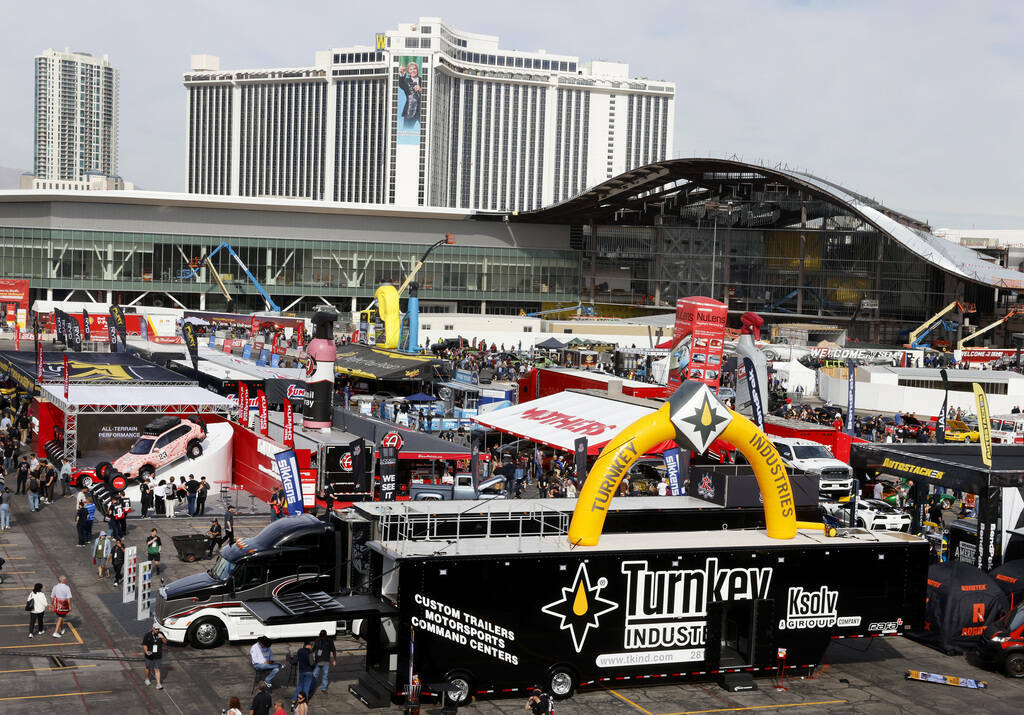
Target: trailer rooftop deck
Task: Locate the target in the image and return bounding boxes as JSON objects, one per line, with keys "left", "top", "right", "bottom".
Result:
{"left": 350, "top": 495, "right": 721, "bottom": 519}
{"left": 373, "top": 527, "right": 922, "bottom": 558}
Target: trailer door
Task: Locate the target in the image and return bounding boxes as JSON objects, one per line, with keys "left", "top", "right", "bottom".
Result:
{"left": 706, "top": 599, "right": 774, "bottom": 669}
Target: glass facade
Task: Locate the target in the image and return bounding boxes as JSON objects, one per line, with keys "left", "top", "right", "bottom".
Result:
{"left": 0, "top": 225, "right": 578, "bottom": 311}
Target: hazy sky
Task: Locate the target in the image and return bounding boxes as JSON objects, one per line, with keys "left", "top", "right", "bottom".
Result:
{"left": 2, "top": 0, "right": 1021, "bottom": 228}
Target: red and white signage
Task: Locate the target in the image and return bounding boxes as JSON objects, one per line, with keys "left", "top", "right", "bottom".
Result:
{"left": 250, "top": 315, "right": 258, "bottom": 338}
{"left": 223, "top": 338, "right": 234, "bottom": 354}
{"left": 238, "top": 382, "right": 249, "bottom": 425}
{"left": 472, "top": 391, "right": 656, "bottom": 453}
{"left": 380, "top": 431, "right": 404, "bottom": 450}
{"left": 283, "top": 400, "right": 294, "bottom": 447}
{"left": 667, "top": 296, "right": 727, "bottom": 393}
{"left": 257, "top": 389, "right": 269, "bottom": 436}
{"left": 960, "top": 348, "right": 1017, "bottom": 364}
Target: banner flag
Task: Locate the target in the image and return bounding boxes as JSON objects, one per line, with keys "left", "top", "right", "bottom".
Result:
{"left": 742, "top": 357, "right": 766, "bottom": 430}
{"left": 238, "top": 382, "right": 249, "bottom": 427}
{"left": 273, "top": 449, "right": 304, "bottom": 515}
{"left": 379, "top": 445, "right": 398, "bottom": 501}
{"left": 35, "top": 321, "right": 42, "bottom": 382}
{"left": 82, "top": 310, "right": 90, "bottom": 342}
{"left": 664, "top": 447, "right": 683, "bottom": 496}
{"left": 973, "top": 383, "right": 993, "bottom": 468}
{"left": 182, "top": 323, "right": 200, "bottom": 371}
{"left": 63, "top": 353, "right": 69, "bottom": 399}
{"left": 109, "top": 305, "right": 127, "bottom": 349}
{"left": 845, "top": 358, "right": 856, "bottom": 435}
{"left": 352, "top": 438, "right": 367, "bottom": 493}
{"left": 283, "top": 400, "right": 294, "bottom": 447}
{"left": 257, "top": 389, "right": 269, "bottom": 436}
{"left": 574, "top": 437, "right": 588, "bottom": 484}
{"left": 936, "top": 368, "right": 949, "bottom": 443}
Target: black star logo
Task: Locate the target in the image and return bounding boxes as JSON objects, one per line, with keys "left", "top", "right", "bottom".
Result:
{"left": 541, "top": 564, "right": 618, "bottom": 653}
{"left": 680, "top": 394, "right": 729, "bottom": 447}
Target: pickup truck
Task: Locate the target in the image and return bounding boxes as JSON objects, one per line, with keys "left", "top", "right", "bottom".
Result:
{"left": 771, "top": 437, "right": 853, "bottom": 496}
{"left": 408, "top": 474, "right": 508, "bottom": 501}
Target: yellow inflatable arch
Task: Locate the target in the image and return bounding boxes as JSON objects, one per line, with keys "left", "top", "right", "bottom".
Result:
{"left": 568, "top": 381, "right": 821, "bottom": 547}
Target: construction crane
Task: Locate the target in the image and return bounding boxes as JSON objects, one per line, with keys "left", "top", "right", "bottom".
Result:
{"left": 181, "top": 242, "right": 281, "bottom": 312}
{"left": 907, "top": 301, "right": 975, "bottom": 348}
{"left": 957, "top": 308, "right": 1024, "bottom": 350}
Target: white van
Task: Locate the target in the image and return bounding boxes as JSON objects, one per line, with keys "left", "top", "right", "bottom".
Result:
{"left": 770, "top": 437, "right": 853, "bottom": 495}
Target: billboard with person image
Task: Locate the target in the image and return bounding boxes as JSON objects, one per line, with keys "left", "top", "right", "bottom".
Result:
{"left": 397, "top": 56, "right": 423, "bottom": 145}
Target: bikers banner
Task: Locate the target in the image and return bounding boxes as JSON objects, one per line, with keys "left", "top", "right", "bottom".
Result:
{"left": 182, "top": 322, "right": 200, "bottom": 371}
{"left": 238, "top": 382, "right": 249, "bottom": 427}
{"left": 742, "top": 357, "right": 765, "bottom": 430}
{"left": 845, "top": 358, "right": 856, "bottom": 435}
{"left": 664, "top": 447, "right": 683, "bottom": 496}
{"left": 936, "top": 368, "right": 949, "bottom": 443}
{"left": 283, "top": 400, "right": 294, "bottom": 447}
{"left": 257, "top": 389, "right": 269, "bottom": 436}
{"left": 973, "top": 383, "right": 992, "bottom": 468}
{"left": 109, "top": 304, "right": 127, "bottom": 349}
{"left": 82, "top": 310, "right": 90, "bottom": 342}
{"left": 273, "top": 449, "right": 304, "bottom": 515}
{"left": 574, "top": 437, "right": 588, "bottom": 484}
{"left": 379, "top": 445, "right": 398, "bottom": 501}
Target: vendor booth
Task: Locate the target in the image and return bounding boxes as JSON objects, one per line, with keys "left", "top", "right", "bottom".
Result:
{"left": 852, "top": 442, "right": 1024, "bottom": 570}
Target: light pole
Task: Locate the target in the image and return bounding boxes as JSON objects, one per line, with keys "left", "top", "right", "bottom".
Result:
{"left": 706, "top": 201, "right": 735, "bottom": 304}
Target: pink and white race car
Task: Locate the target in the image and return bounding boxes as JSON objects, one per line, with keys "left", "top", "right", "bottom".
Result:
{"left": 95, "top": 416, "right": 207, "bottom": 488}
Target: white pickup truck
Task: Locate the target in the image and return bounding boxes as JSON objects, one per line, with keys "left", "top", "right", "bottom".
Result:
{"left": 770, "top": 437, "right": 853, "bottom": 496}
{"left": 408, "top": 474, "right": 508, "bottom": 501}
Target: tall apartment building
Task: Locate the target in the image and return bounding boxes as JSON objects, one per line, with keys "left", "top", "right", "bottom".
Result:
{"left": 34, "top": 48, "right": 119, "bottom": 182}
{"left": 184, "top": 18, "right": 674, "bottom": 210}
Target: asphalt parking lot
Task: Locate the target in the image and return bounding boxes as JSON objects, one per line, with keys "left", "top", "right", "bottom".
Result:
{"left": 1, "top": 481, "right": 1023, "bottom": 714}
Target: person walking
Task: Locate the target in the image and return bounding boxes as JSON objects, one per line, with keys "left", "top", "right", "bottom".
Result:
{"left": 26, "top": 582, "right": 47, "bottom": 637}
{"left": 312, "top": 629, "right": 336, "bottom": 693}
{"left": 146, "top": 528, "right": 162, "bottom": 576}
{"left": 141, "top": 623, "right": 167, "bottom": 689}
{"left": 291, "top": 640, "right": 315, "bottom": 707}
{"left": 93, "top": 531, "right": 112, "bottom": 580}
{"left": 196, "top": 476, "right": 209, "bottom": 516}
{"left": 50, "top": 576, "right": 72, "bottom": 637}
{"left": 110, "top": 538, "right": 125, "bottom": 587}
{"left": 107, "top": 496, "right": 124, "bottom": 540}
{"left": 42, "top": 459, "right": 56, "bottom": 504}
{"left": 14, "top": 456, "right": 29, "bottom": 494}
{"left": 225, "top": 696, "right": 243, "bottom": 715}
{"left": 58, "top": 458, "right": 71, "bottom": 497}
{"left": 26, "top": 467, "right": 41, "bottom": 512}
{"left": 140, "top": 478, "right": 153, "bottom": 518}
{"left": 250, "top": 636, "right": 282, "bottom": 688}
{"left": 154, "top": 480, "right": 166, "bottom": 516}
{"left": 293, "top": 692, "right": 308, "bottom": 715}
{"left": 83, "top": 495, "right": 96, "bottom": 543}
{"left": 0, "top": 484, "right": 11, "bottom": 531}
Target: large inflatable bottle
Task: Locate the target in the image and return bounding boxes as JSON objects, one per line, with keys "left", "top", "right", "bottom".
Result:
{"left": 735, "top": 312, "right": 768, "bottom": 424}
{"left": 302, "top": 310, "right": 337, "bottom": 429}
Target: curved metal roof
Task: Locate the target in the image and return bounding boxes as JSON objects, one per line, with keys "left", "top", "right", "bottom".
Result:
{"left": 514, "top": 158, "right": 1024, "bottom": 290}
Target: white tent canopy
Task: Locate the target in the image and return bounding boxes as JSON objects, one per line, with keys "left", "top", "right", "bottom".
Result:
{"left": 40, "top": 384, "right": 235, "bottom": 411}
{"left": 772, "top": 359, "right": 817, "bottom": 395}
{"left": 472, "top": 390, "right": 655, "bottom": 453}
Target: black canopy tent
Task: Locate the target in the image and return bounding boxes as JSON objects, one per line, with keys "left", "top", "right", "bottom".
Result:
{"left": 852, "top": 442, "right": 1024, "bottom": 570}
{"left": 334, "top": 344, "right": 440, "bottom": 382}
{"left": 535, "top": 337, "right": 567, "bottom": 350}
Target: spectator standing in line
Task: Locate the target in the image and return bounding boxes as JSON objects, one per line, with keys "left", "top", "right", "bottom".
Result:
{"left": 146, "top": 528, "right": 162, "bottom": 575}
{"left": 141, "top": 623, "right": 167, "bottom": 689}
{"left": 292, "top": 640, "right": 315, "bottom": 706}
{"left": 0, "top": 484, "right": 11, "bottom": 531}
{"left": 185, "top": 474, "right": 200, "bottom": 516}
{"left": 312, "top": 629, "right": 336, "bottom": 693}
{"left": 75, "top": 498, "right": 90, "bottom": 545}
{"left": 27, "top": 582, "right": 47, "bottom": 637}
{"left": 196, "top": 476, "right": 209, "bottom": 516}
{"left": 222, "top": 505, "right": 236, "bottom": 548}
{"left": 249, "top": 683, "right": 272, "bottom": 715}
{"left": 26, "top": 467, "right": 41, "bottom": 512}
{"left": 109, "top": 538, "right": 125, "bottom": 587}
{"left": 250, "top": 636, "right": 282, "bottom": 688}
{"left": 83, "top": 495, "right": 96, "bottom": 543}
{"left": 50, "top": 576, "right": 72, "bottom": 637}
{"left": 140, "top": 478, "right": 153, "bottom": 518}
{"left": 93, "top": 531, "right": 112, "bottom": 579}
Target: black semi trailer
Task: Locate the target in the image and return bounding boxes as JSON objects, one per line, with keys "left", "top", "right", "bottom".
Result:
{"left": 350, "top": 528, "right": 928, "bottom": 706}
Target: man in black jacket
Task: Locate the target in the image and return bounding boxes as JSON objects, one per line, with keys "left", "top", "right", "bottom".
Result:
{"left": 249, "top": 682, "right": 272, "bottom": 715}
{"left": 291, "top": 640, "right": 315, "bottom": 706}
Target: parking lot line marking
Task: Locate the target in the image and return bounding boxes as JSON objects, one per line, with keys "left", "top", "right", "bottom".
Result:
{"left": 0, "top": 623, "right": 83, "bottom": 648}
{"left": 0, "top": 571, "right": 36, "bottom": 574}
{"left": 660, "top": 700, "right": 848, "bottom": 715}
{"left": 606, "top": 688, "right": 654, "bottom": 715}
{"left": 0, "top": 690, "right": 111, "bottom": 702}
{"left": 0, "top": 664, "right": 97, "bottom": 674}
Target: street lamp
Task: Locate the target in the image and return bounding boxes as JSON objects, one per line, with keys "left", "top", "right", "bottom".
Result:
{"left": 705, "top": 201, "right": 735, "bottom": 305}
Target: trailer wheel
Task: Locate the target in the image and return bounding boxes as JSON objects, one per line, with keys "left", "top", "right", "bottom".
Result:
{"left": 186, "top": 439, "right": 203, "bottom": 460}
{"left": 547, "top": 666, "right": 576, "bottom": 699}
{"left": 187, "top": 617, "right": 225, "bottom": 649}
{"left": 1004, "top": 652, "right": 1024, "bottom": 678}
{"left": 139, "top": 465, "right": 155, "bottom": 481}
{"left": 442, "top": 671, "right": 474, "bottom": 706}
{"left": 78, "top": 472, "right": 94, "bottom": 490}
{"left": 941, "top": 499, "right": 952, "bottom": 511}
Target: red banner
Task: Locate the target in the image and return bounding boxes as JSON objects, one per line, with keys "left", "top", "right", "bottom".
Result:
{"left": 257, "top": 389, "right": 269, "bottom": 436}
{"left": 297, "top": 328, "right": 304, "bottom": 349}
{"left": 283, "top": 400, "right": 294, "bottom": 447}
{"left": 238, "top": 382, "right": 249, "bottom": 426}
{"left": 14, "top": 329, "right": 19, "bottom": 351}
{"left": 222, "top": 338, "right": 234, "bottom": 354}
{"left": 63, "top": 353, "right": 69, "bottom": 399}
{"left": 250, "top": 315, "right": 258, "bottom": 338}
{"left": 271, "top": 333, "right": 280, "bottom": 352}
{"left": 667, "top": 296, "right": 728, "bottom": 393}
